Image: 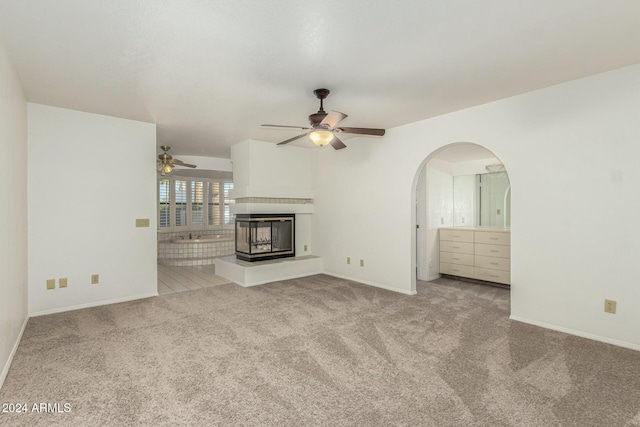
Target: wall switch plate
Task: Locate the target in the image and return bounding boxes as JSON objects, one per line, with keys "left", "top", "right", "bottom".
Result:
{"left": 347, "top": 257, "right": 351, "bottom": 265}
{"left": 91, "top": 274, "right": 99, "bottom": 284}
{"left": 46, "top": 279, "right": 55, "bottom": 290}
{"left": 360, "top": 259, "right": 364, "bottom": 267}
{"left": 59, "top": 277, "right": 68, "bottom": 288}
{"left": 604, "top": 299, "right": 617, "bottom": 314}
{"left": 304, "top": 244, "right": 308, "bottom": 251}
{"left": 440, "top": 217, "right": 444, "bottom": 225}
{"left": 136, "top": 218, "right": 150, "bottom": 228}
{"left": 497, "top": 209, "right": 501, "bottom": 215}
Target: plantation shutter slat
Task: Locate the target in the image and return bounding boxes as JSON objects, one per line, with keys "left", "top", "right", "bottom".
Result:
{"left": 191, "top": 181, "right": 204, "bottom": 225}
{"left": 175, "top": 180, "right": 187, "bottom": 227}
{"left": 159, "top": 179, "right": 171, "bottom": 228}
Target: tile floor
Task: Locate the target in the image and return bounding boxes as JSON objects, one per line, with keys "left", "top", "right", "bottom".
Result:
{"left": 157, "top": 263, "right": 233, "bottom": 295}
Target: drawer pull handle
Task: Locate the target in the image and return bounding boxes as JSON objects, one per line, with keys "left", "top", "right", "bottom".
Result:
{"left": 490, "top": 237, "right": 499, "bottom": 240}
{"left": 453, "top": 257, "right": 460, "bottom": 260}
{"left": 490, "top": 262, "right": 499, "bottom": 265}
{"left": 452, "top": 235, "right": 460, "bottom": 238}
{"left": 490, "top": 275, "right": 499, "bottom": 278}
{"left": 452, "top": 269, "right": 460, "bottom": 272}
{"left": 490, "top": 250, "right": 499, "bottom": 253}
{"left": 452, "top": 246, "right": 460, "bottom": 249}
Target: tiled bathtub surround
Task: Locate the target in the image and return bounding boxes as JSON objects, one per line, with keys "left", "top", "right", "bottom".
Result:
{"left": 158, "top": 229, "right": 235, "bottom": 242}
{"left": 158, "top": 230, "right": 235, "bottom": 266}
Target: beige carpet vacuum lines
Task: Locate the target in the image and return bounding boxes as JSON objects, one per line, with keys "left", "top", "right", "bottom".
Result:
{"left": 1, "top": 275, "right": 639, "bottom": 426}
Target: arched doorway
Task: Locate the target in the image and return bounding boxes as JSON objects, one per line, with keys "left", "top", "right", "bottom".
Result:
{"left": 411, "top": 142, "right": 511, "bottom": 294}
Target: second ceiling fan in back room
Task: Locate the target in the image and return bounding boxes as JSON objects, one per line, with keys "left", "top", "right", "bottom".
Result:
{"left": 262, "top": 88, "right": 386, "bottom": 150}
{"left": 157, "top": 145, "right": 197, "bottom": 176}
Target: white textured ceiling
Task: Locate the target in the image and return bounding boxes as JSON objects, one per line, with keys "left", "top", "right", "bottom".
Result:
{"left": 1, "top": 1, "right": 639, "bottom": 158}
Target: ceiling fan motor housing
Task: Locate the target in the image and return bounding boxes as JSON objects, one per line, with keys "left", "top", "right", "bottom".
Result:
{"left": 308, "top": 112, "right": 328, "bottom": 126}
{"left": 308, "top": 88, "right": 331, "bottom": 125}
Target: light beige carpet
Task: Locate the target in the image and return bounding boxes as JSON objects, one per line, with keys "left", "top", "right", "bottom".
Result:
{"left": 1, "top": 275, "right": 639, "bottom": 426}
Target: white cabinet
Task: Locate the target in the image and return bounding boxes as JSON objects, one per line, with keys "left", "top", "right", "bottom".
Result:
{"left": 439, "top": 227, "right": 511, "bottom": 285}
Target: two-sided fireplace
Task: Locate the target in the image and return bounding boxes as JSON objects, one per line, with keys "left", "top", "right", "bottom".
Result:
{"left": 235, "top": 214, "right": 295, "bottom": 262}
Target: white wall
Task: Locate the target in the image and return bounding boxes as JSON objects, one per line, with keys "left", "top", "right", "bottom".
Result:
{"left": 416, "top": 166, "right": 427, "bottom": 280}
{"left": 426, "top": 159, "right": 454, "bottom": 280}
{"left": 0, "top": 40, "right": 28, "bottom": 389}
{"left": 314, "top": 63, "right": 640, "bottom": 349}
{"left": 171, "top": 155, "right": 232, "bottom": 172}
{"left": 230, "top": 139, "right": 313, "bottom": 199}
{"left": 230, "top": 139, "right": 314, "bottom": 256}
{"left": 28, "top": 104, "right": 158, "bottom": 315}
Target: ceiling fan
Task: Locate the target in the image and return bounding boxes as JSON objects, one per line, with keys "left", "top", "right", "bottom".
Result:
{"left": 157, "top": 145, "right": 196, "bottom": 176}
{"left": 262, "top": 88, "right": 385, "bottom": 150}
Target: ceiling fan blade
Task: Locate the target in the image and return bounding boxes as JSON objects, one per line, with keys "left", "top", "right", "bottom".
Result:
{"left": 171, "top": 159, "right": 197, "bottom": 168}
{"left": 321, "top": 110, "right": 348, "bottom": 128}
{"left": 336, "top": 127, "right": 385, "bottom": 136}
{"left": 262, "top": 124, "right": 311, "bottom": 130}
{"left": 277, "top": 133, "right": 308, "bottom": 145}
{"left": 329, "top": 135, "right": 347, "bottom": 150}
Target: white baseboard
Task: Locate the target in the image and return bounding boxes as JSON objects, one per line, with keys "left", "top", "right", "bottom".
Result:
{"left": 325, "top": 273, "right": 416, "bottom": 296}
{"left": 1, "top": 316, "right": 28, "bottom": 391}
{"left": 510, "top": 315, "right": 640, "bottom": 352}
{"left": 29, "top": 291, "right": 159, "bottom": 317}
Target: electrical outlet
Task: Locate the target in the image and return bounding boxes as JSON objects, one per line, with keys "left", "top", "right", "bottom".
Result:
{"left": 304, "top": 244, "right": 308, "bottom": 251}
{"left": 91, "top": 274, "right": 99, "bottom": 284}
{"left": 59, "top": 277, "right": 68, "bottom": 288}
{"left": 360, "top": 259, "right": 364, "bottom": 267}
{"left": 347, "top": 257, "right": 351, "bottom": 265}
{"left": 440, "top": 217, "right": 444, "bottom": 225}
{"left": 497, "top": 209, "right": 501, "bottom": 215}
{"left": 604, "top": 299, "right": 617, "bottom": 314}
{"left": 46, "top": 279, "right": 55, "bottom": 290}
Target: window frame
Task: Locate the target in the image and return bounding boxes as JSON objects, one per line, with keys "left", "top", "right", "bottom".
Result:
{"left": 157, "top": 176, "right": 234, "bottom": 232}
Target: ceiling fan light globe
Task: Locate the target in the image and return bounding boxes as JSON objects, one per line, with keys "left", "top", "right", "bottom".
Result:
{"left": 309, "top": 130, "right": 333, "bottom": 147}
{"left": 163, "top": 164, "right": 173, "bottom": 173}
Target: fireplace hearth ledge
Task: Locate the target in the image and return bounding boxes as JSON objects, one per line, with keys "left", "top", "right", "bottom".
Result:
{"left": 214, "top": 255, "right": 323, "bottom": 287}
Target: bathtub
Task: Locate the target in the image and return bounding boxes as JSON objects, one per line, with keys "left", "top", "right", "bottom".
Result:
{"left": 171, "top": 235, "right": 234, "bottom": 243}
{"left": 158, "top": 234, "right": 235, "bottom": 266}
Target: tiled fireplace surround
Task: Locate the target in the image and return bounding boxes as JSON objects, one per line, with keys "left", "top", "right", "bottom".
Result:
{"left": 157, "top": 197, "right": 312, "bottom": 266}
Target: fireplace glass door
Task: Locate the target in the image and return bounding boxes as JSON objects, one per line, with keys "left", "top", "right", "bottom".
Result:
{"left": 235, "top": 214, "right": 295, "bottom": 261}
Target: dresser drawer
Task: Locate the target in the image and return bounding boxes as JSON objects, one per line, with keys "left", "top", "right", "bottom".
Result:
{"left": 440, "top": 229, "right": 474, "bottom": 243}
{"left": 440, "top": 241, "right": 474, "bottom": 255}
{"left": 440, "top": 263, "right": 474, "bottom": 278}
{"left": 474, "top": 231, "right": 510, "bottom": 245}
{"left": 475, "top": 255, "right": 510, "bottom": 271}
{"left": 475, "top": 268, "right": 510, "bottom": 284}
{"left": 441, "top": 252, "right": 474, "bottom": 266}
{"left": 475, "top": 243, "right": 510, "bottom": 259}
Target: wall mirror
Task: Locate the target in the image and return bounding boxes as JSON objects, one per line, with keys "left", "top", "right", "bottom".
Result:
{"left": 453, "top": 171, "right": 511, "bottom": 227}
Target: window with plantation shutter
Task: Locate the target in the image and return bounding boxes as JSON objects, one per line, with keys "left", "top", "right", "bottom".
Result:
{"left": 159, "top": 179, "right": 171, "bottom": 228}
{"left": 208, "top": 182, "right": 220, "bottom": 226}
{"left": 158, "top": 176, "right": 233, "bottom": 231}
{"left": 191, "top": 181, "right": 204, "bottom": 225}
{"left": 175, "top": 180, "right": 187, "bottom": 227}
{"left": 224, "top": 182, "right": 234, "bottom": 225}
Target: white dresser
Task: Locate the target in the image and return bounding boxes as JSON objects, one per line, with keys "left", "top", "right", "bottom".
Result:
{"left": 439, "top": 227, "right": 511, "bottom": 285}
